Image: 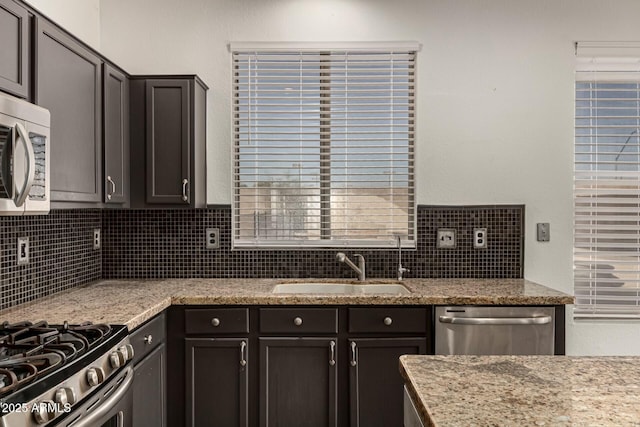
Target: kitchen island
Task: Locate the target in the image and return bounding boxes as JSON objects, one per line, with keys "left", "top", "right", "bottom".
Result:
{"left": 400, "top": 355, "right": 640, "bottom": 426}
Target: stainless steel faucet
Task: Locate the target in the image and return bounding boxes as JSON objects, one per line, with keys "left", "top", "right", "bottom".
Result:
{"left": 396, "top": 235, "right": 409, "bottom": 281}
{"left": 336, "top": 252, "right": 366, "bottom": 281}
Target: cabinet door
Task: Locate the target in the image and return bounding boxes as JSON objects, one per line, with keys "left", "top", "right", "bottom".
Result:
{"left": 185, "top": 338, "right": 248, "bottom": 427}
{"left": 259, "top": 337, "right": 337, "bottom": 427}
{"left": 103, "top": 64, "right": 129, "bottom": 204}
{"left": 349, "top": 338, "right": 426, "bottom": 427}
{"left": 0, "top": 0, "right": 28, "bottom": 98}
{"left": 36, "top": 19, "right": 102, "bottom": 203}
{"left": 133, "top": 342, "right": 167, "bottom": 427}
{"left": 145, "top": 79, "right": 190, "bottom": 204}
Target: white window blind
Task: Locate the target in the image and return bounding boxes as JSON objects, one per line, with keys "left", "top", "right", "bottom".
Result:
{"left": 574, "top": 42, "right": 640, "bottom": 319}
{"left": 231, "top": 44, "right": 417, "bottom": 248}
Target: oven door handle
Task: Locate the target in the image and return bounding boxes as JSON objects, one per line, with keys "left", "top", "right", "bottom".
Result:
{"left": 14, "top": 123, "right": 35, "bottom": 208}
{"left": 70, "top": 366, "right": 133, "bottom": 427}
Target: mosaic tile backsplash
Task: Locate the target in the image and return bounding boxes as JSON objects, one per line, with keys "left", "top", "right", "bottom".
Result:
{"left": 0, "top": 210, "right": 102, "bottom": 310}
{"left": 0, "top": 205, "right": 523, "bottom": 310}
{"left": 102, "top": 205, "right": 524, "bottom": 280}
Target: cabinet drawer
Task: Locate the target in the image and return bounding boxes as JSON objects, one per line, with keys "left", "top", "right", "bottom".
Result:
{"left": 185, "top": 308, "right": 249, "bottom": 334}
{"left": 130, "top": 311, "right": 166, "bottom": 365}
{"left": 260, "top": 308, "right": 338, "bottom": 334}
{"left": 348, "top": 308, "right": 427, "bottom": 334}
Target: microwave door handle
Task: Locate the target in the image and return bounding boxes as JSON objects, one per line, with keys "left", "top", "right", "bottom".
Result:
{"left": 14, "top": 123, "right": 35, "bottom": 207}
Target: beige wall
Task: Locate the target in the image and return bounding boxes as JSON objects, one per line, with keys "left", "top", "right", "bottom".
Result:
{"left": 24, "top": 0, "right": 100, "bottom": 49}
{"left": 40, "top": 0, "right": 640, "bottom": 355}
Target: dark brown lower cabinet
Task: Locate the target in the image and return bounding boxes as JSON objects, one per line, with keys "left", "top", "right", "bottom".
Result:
{"left": 133, "top": 342, "right": 166, "bottom": 427}
{"left": 185, "top": 338, "right": 249, "bottom": 427}
{"left": 348, "top": 338, "right": 427, "bottom": 427}
{"left": 169, "top": 306, "right": 433, "bottom": 427}
{"left": 131, "top": 312, "right": 167, "bottom": 427}
{"left": 259, "top": 338, "right": 338, "bottom": 427}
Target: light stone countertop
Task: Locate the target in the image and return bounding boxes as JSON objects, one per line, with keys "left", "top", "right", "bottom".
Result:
{"left": 0, "top": 278, "right": 573, "bottom": 330}
{"left": 399, "top": 355, "right": 640, "bottom": 426}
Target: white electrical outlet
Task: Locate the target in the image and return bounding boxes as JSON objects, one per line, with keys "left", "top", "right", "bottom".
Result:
{"left": 93, "top": 229, "right": 101, "bottom": 250}
{"left": 206, "top": 228, "right": 220, "bottom": 249}
{"left": 437, "top": 229, "right": 456, "bottom": 248}
{"left": 474, "top": 228, "right": 488, "bottom": 249}
{"left": 17, "top": 237, "right": 29, "bottom": 265}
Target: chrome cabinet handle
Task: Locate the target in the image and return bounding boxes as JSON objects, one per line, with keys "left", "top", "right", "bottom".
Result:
{"left": 106, "top": 176, "right": 116, "bottom": 200}
{"left": 438, "top": 315, "right": 553, "bottom": 325}
{"left": 383, "top": 317, "right": 393, "bottom": 326}
{"left": 14, "top": 123, "right": 35, "bottom": 208}
{"left": 143, "top": 334, "right": 153, "bottom": 344}
{"left": 293, "top": 317, "right": 303, "bottom": 326}
{"left": 182, "top": 178, "right": 188, "bottom": 202}
{"left": 329, "top": 340, "right": 336, "bottom": 366}
{"left": 350, "top": 341, "right": 357, "bottom": 367}
{"left": 240, "top": 341, "right": 247, "bottom": 367}
{"left": 211, "top": 318, "right": 221, "bottom": 327}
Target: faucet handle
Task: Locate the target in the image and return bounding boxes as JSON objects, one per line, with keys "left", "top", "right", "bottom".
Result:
{"left": 398, "top": 266, "right": 410, "bottom": 281}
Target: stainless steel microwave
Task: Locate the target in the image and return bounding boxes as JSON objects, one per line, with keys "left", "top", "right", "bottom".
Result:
{"left": 0, "top": 92, "right": 50, "bottom": 215}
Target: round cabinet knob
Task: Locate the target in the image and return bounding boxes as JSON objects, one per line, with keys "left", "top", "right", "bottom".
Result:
{"left": 293, "top": 317, "right": 303, "bottom": 326}
{"left": 383, "top": 317, "right": 393, "bottom": 326}
{"left": 86, "top": 367, "right": 105, "bottom": 387}
{"left": 110, "top": 350, "right": 126, "bottom": 368}
{"left": 55, "top": 387, "right": 77, "bottom": 406}
{"left": 211, "top": 318, "right": 221, "bottom": 327}
{"left": 144, "top": 334, "right": 153, "bottom": 344}
{"left": 33, "top": 400, "right": 56, "bottom": 424}
{"left": 118, "top": 344, "right": 135, "bottom": 361}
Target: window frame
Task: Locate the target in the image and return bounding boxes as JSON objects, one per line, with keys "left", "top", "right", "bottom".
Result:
{"left": 230, "top": 42, "right": 420, "bottom": 249}
{"left": 574, "top": 41, "right": 640, "bottom": 319}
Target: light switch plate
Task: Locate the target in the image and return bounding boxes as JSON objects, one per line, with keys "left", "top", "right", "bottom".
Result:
{"left": 537, "top": 223, "right": 550, "bottom": 242}
{"left": 437, "top": 229, "right": 456, "bottom": 248}
{"left": 17, "top": 237, "right": 29, "bottom": 265}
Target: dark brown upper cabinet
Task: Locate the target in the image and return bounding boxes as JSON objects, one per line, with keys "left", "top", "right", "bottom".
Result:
{"left": 130, "top": 76, "right": 207, "bottom": 208}
{"left": 35, "top": 18, "right": 102, "bottom": 204}
{"left": 103, "top": 63, "right": 129, "bottom": 205}
{"left": 0, "top": 0, "right": 29, "bottom": 98}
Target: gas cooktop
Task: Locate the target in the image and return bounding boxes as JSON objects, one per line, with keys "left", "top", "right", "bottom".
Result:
{"left": 0, "top": 321, "right": 132, "bottom": 426}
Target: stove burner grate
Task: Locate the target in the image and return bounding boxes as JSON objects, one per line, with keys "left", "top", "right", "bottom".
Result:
{"left": 0, "top": 352, "right": 63, "bottom": 396}
{"left": 0, "top": 321, "right": 114, "bottom": 398}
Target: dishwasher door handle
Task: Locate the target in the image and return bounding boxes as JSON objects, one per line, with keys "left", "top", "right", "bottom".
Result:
{"left": 438, "top": 315, "right": 552, "bottom": 325}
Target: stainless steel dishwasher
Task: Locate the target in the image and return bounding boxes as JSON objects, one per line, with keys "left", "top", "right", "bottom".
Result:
{"left": 435, "top": 306, "right": 555, "bottom": 355}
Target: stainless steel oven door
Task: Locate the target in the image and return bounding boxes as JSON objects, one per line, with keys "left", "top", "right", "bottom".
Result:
{"left": 58, "top": 366, "right": 133, "bottom": 427}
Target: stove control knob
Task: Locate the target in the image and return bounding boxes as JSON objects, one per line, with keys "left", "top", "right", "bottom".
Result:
{"left": 119, "top": 344, "right": 135, "bottom": 361}
{"left": 33, "top": 400, "right": 56, "bottom": 424}
{"left": 55, "top": 386, "right": 77, "bottom": 406}
{"left": 110, "top": 350, "right": 126, "bottom": 368}
{"left": 86, "top": 367, "right": 105, "bottom": 387}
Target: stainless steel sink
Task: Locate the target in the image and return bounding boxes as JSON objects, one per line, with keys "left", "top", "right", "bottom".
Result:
{"left": 272, "top": 283, "right": 411, "bottom": 295}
